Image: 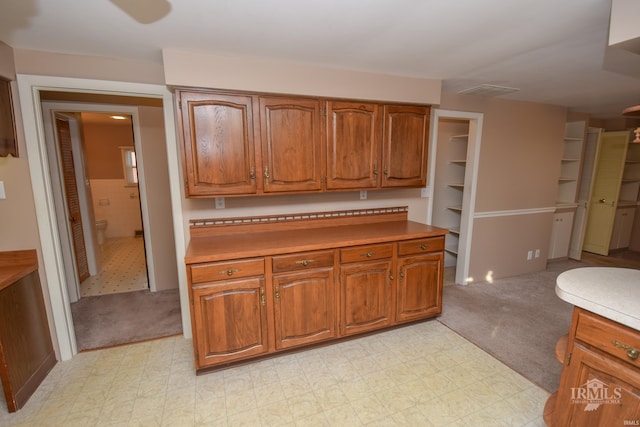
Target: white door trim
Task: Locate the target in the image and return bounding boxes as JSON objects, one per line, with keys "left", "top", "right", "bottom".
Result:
{"left": 428, "top": 109, "right": 483, "bottom": 285}
{"left": 16, "top": 74, "right": 189, "bottom": 360}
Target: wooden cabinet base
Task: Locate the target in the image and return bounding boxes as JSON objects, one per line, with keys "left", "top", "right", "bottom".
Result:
{"left": 545, "top": 307, "right": 640, "bottom": 426}
{"left": 0, "top": 250, "right": 56, "bottom": 412}
{"left": 185, "top": 207, "right": 447, "bottom": 373}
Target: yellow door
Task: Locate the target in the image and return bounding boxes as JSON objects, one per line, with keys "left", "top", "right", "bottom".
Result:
{"left": 582, "top": 131, "right": 629, "bottom": 256}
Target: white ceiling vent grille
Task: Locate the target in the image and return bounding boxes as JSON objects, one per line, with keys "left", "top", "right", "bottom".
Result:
{"left": 458, "top": 84, "right": 520, "bottom": 97}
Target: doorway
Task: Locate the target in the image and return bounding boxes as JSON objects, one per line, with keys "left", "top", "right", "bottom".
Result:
{"left": 43, "top": 107, "right": 180, "bottom": 351}
{"left": 428, "top": 109, "right": 483, "bottom": 285}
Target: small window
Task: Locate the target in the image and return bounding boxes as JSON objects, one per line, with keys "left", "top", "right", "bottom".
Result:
{"left": 120, "top": 147, "right": 138, "bottom": 186}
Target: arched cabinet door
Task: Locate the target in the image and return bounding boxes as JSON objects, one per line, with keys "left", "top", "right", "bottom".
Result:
{"left": 178, "top": 91, "right": 258, "bottom": 196}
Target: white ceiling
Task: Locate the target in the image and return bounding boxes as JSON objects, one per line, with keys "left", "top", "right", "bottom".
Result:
{"left": 2, "top": 0, "right": 640, "bottom": 118}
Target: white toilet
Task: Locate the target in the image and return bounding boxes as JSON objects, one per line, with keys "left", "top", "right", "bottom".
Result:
{"left": 95, "top": 219, "right": 107, "bottom": 245}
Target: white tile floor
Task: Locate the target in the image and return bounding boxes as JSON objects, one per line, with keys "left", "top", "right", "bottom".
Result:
{"left": 81, "top": 237, "right": 148, "bottom": 297}
{"left": 0, "top": 321, "right": 548, "bottom": 426}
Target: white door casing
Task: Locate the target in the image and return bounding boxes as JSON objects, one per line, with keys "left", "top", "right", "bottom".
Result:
{"left": 17, "top": 74, "right": 189, "bottom": 360}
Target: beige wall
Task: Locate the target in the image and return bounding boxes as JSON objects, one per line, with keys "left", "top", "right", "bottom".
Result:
{"left": 162, "top": 49, "right": 441, "bottom": 104}
{"left": 440, "top": 91, "right": 567, "bottom": 281}
{"left": 14, "top": 49, "right": 164, "bottom": 85}
{"left": 82, "top": 115, "right": 133, "bottom": 179}
{"left": 0, "top": 44, "right": 59, "bottom": 356}
{"left": 138, "top": 106, "right": 178, "bottom": 291}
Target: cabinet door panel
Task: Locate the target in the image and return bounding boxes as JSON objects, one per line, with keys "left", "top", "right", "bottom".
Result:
{"left": 382, "top": 105, "right": 430, "bottom": 188}
{"left": 192, "top": 278, "right": 268, "bottom": 367}
{"left": 326, "top": 101, "right": 381, "bottom": 189}
{"left": 396, "top": 253, "right": 442, "bottom": 322}
{"left": 273, "top": 269, "right": 336, "bottom": 349}
{"left": 554, "top": 344, "right": 640, "bottom": 426}
{"left": 180, "top": 92, "right": 257, "bottom": 196}
{"left": 260, "top": 97, "right": 323, "bottom": 193}
{"left": 340, "top": 260, "right": 393, "bottom": 336}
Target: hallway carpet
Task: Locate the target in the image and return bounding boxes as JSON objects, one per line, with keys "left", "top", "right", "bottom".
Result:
{"left": 71, "top": 288, "right": 183, "bottom": 351}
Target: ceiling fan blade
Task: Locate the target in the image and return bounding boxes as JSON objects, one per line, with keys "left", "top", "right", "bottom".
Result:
{"left": 110, "top": 0, "right": 171, "bottom": 24}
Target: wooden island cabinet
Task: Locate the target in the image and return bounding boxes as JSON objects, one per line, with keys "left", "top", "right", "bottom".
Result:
{"left": 185, "top": 207, "right": 447, "bottom": 372}
{"left": 544, "top": 267, "right": 640, "bottom": 426}
{"left": 176, "top": 88, "right": 430, "bottom": 197}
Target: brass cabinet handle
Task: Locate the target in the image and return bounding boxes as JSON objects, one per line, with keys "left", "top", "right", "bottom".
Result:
{"left": 373, "top": 165, "right": 378, "bottom": 177}
{"left": 260, "top": 287, "right": 266, "bottom": 306}
{"left": 389, "top": 273, "right": 394, "bottom": 281}
{"left": 361, "top": 252, "right": 375, "bottom": 258}
{"left": 264, "top": 167, "right": 269, "bottom": 182}
{"left": 383, "top": 167, "right": 388, "bottom": 179}
{"left": 219, "top": 268, "right": 239, "bottom": 276}
{"left": 399, "top": 270, "right": 404, "bottom": 279}
{"left": 274, "top": 285, "right": 280, "bottom": 300}
{"left": 250, "top": 167, "right": 256, "bottom": 180}
{"left": 612, "top": 340, "right": 639, "bottom": 360}
{"left": 295, "top": 259, "right": 314, "bottom": 267}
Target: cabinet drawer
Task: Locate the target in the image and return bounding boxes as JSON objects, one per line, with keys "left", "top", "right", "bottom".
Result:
{"left": 575, "top": 309, "right": 640, "bottom": 368}
{"left": 190, "top": 258, "right": 265, "bottom": 284}
{"left": 398, "top": 237, "right": 444, "bottom": 256}
{"left": 340, "top": 243, "right": 393, "bottom": 263}
{"left": 272, "top": 250, "right": 334, "bottom": 273}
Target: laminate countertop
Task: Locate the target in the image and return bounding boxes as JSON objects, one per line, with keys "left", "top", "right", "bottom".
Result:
{"left": 556, "top": 267, "right": 640, "bottom": 331}
{"left": 0, "top": 250, "right": 38, "bottom": 292}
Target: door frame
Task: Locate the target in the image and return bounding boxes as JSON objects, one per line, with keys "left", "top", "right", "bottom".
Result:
{"left": 16, "top": 74, "right": 189, "bottom": 360}
{"left": 427, "top": 109, "right": 483, "bottom": 285}
{"left": 43, "top": 103, "right": 157, "bottom": 299}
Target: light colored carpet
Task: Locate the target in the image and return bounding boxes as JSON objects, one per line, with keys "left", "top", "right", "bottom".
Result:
{"left": 438, "top": 251, "right": 640, "bottom": 393}
{"left": 71, "top": 288, "right": 183, "bottom": 351}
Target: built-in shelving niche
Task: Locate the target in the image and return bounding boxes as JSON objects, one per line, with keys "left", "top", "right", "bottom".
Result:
{"left": 429, "top": 109, "right": 483, "bottom": 285}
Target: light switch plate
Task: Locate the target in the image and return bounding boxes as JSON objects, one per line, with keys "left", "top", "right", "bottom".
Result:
{"left": 215, "top": 197, "right": 225, "bottom": 209}
{"left": 0, "top": 181, "right": 5, "bottom": 199}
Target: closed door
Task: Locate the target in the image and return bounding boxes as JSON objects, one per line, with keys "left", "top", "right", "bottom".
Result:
{"left": 583, "top": 131, "right": 629, "bottom": 256}
{"left": 179, "top": 91, "right": 257, "bottom": 195}
{"left": 326, "top": 101, "right": 381, "bottom": 189}
{"left": 259, "top": 96, "right": 323, "bottom": 193}
{"left": 272, "top": 268, "right": 335, "bottom": 349}
{"left": 56, "top": 115, "right": 89, "bottom": 283}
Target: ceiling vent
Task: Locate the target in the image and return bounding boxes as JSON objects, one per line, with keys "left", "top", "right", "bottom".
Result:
{"left": 458, "top": 84, "right": 520, "bottom": 97}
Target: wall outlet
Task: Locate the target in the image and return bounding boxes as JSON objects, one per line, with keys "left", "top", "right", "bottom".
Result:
{"left": 421, "top": 187, "right": 431, "bottom": 198}
{"left": 360, "top": 190, "right": 367, "bottom": 200}
{"left": 215, "top": 197, "right": 225, "bottom": 209}
{"left": 535, "top": 249, "right": 540, "bottom": 258}
{"left": 527, "top": 250, "right": 533, "bottom": 260}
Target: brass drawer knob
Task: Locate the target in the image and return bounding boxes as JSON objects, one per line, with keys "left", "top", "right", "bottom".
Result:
{"left": 420, "top": 244, "right": 428, "bottom": 250}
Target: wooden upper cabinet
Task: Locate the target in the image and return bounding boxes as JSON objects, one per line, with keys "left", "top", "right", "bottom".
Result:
{"left": 178, "top": 91, "right": 257, "bottom": 196}
{"left": 176, "top": 88, "right": 432, "bottom": 197}
{"left": 326, "top": 101, "right": 381, "bottom": 189}
{"left": 259, "top": 96, "right": 323, "bottom": 193}
{"left": 382, "top": 105, "right": 430, "bottom": 188}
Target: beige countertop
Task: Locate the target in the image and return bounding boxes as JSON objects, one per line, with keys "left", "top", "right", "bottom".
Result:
{"left": 556, "top": 267, "right": 640, "bottom": 331}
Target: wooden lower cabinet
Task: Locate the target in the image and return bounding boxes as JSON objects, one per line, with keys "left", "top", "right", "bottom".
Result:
{"left": 396, "top": 238, "right": 444, "bottom": 323}
{"left": 553, "top": 344, "right": 640, "bottom": 426}
{"left": 185, "top": 217, "right": 447, "bottom": 372}
{"left": 396, "top": 253, "right": 443, "bottom": 322}
{"left": 546, "top": 308, "right": 640, "bottom": 426}
{"left": 191, "top": 277, "right": 269, "bottom": 367}
{"left": 273, "top": 268, "right": 336, "bottom": 350}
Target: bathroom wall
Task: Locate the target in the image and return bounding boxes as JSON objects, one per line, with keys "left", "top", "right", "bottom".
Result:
{"left": 81, "top": 113, "right": 143, "bottom": 238}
